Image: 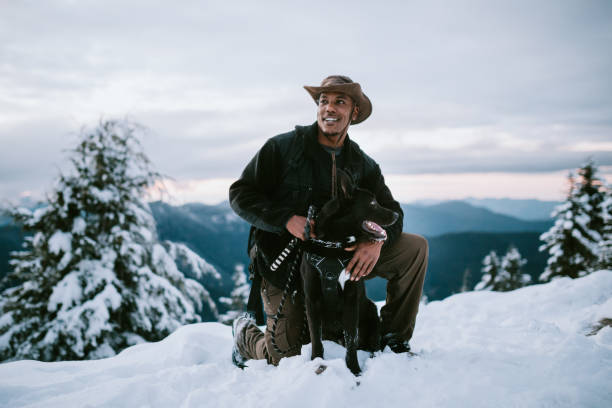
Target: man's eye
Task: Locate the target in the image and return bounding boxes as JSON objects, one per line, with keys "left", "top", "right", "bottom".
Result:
{"left": 338, "top": 100, "right": 345, "bottom": 104}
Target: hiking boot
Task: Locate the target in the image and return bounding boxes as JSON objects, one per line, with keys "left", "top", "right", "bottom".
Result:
{"left": 232, "top": 312, "right": 256, "bottom": 369}
{"left": 381, "top": 333, "right": 411, "bottom": 354}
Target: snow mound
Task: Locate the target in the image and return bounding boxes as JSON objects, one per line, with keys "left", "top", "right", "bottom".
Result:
{"left": 1, "top": 271, "right": 611, "bottom": 408}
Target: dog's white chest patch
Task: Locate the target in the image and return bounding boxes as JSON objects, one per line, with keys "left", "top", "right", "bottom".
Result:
{"left": 338, "top": 269, "right": 350, "bottom": 290}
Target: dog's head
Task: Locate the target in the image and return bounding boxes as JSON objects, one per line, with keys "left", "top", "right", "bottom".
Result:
{"left": 314, "top": 169, "right": 399, "bottom": 243}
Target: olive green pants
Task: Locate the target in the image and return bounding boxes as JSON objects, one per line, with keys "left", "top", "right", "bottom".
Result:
{"left": 238, "top": 233, "right": 428, "bottom": 365}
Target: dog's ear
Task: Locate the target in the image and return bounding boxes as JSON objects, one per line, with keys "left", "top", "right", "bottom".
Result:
{"left": 337, "top": 169, "right": 355, "bottom": 200}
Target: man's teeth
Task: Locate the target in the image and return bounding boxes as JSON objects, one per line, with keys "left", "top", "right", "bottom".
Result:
{"left": 324, "top": 118, "right": 338, "bottom": 122}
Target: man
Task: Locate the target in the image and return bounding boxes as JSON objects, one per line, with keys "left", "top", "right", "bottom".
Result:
{"left": 229, "top": 75, "right": 428, "bottom": 368}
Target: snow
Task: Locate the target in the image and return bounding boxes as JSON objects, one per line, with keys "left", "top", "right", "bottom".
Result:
{"left": 47, "top": 231, "right": 71, "bottom": 255}
{"left": 72, "top": 217, "right": 86, "bottom": 234}
{"left": 47, "top": 272, "right": 82, "bottom": 313}
{"left": 90, "top": 187, "right": 115, "bottom": 204}
{"left": 1, "top": 271, "right": 611, "bottom": 407}
{"left": 43, "top": 269, "right": 124, "bottom": 358}
{"left": 163, "top": 241, "right": 222, "bottom": 280}
{"left": 31, "top": 207, "right": 48, "bottom": 223}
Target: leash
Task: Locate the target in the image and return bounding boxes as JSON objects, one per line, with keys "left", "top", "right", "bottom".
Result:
{"left": 269, "top": 245, "right": 307, "bottom": 356}
{"left": 270, "top": 237, "right": 299, "bottom": 272}
{"left": 269, "top": 205, "right": 316, "bottom": 356}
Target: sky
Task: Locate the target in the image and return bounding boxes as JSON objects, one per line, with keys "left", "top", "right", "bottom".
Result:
{"left": 1, "top": 0, "right": 611, "bottom": 205}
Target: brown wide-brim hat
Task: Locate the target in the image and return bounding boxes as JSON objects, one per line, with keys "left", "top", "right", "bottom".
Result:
{"left": 304, "top": 75, "right": 372, "bottom": 124}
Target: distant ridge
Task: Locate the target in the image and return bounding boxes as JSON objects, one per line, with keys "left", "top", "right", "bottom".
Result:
{"left": 463, "top": 198, "right": 559, "bottom": 221}
{"left": 149, "top": 201, "right": 251, "bottom": 296}
{"left": 401, "top": 200, "right": 552, "bottom": 237}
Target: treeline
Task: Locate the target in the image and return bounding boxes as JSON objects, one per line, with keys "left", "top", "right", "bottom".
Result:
{"left": 473, "top": 160, "right": 610, "bottom": 292}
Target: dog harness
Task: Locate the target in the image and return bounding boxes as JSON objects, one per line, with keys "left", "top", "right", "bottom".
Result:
{"left": 304, "top": 252, "right": 353, "bottom": 316}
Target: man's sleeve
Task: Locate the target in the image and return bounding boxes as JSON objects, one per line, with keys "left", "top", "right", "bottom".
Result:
{"left": 362, "top": 163, "right": 404, "bottom": 247}
{"left": 229, "top": 138, "right": 295, "bottom": 234}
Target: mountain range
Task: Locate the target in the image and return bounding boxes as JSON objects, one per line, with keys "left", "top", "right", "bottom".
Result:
{"left": 0, "top": 199, "right": 555, "bottom": 310}
{"left": 462, "top": 198, "right": 559, "bottom": 221}
{"left": 401, "top": 201, "right": 551, "bottom": 236}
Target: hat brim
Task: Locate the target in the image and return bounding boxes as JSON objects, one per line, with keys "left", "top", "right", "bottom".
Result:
{"left": 303, "top": 83, "right": 372, "bottom": 124}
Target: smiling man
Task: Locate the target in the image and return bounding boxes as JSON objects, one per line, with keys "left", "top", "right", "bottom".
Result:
{"left": 229, "top": 75, "right": 428, "bottom": 368}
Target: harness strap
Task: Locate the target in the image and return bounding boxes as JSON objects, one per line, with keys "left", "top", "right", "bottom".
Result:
{"left": 305, "top": 252, "right": 352, "bottom": 321}
{"left": 308, "top": 235, "right": 356, "bottom": 249}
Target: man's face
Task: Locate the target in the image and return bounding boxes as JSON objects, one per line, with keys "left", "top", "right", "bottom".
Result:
{"left": 317, "top": 92, "right": 357, "bottom": 141}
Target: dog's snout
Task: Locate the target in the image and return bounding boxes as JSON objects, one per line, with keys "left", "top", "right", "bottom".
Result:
{"left": 379, "top": 209, "right": 399, "bottom": 227}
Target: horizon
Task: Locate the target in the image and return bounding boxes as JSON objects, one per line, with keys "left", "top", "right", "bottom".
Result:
{"left": 151, "top": 167, "right": 612, "bottom": 206}
{"left": 10, "top": 167, "right": 612, "bottom": 208}
{"left": 6, "top": 148, "right": 611, "bottom": 206}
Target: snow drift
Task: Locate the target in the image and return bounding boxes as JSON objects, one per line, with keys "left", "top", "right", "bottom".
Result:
{"left": 1, "top": 271, "right": 611, "bottom": 407}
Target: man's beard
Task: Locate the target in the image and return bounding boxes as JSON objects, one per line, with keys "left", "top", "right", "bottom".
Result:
{"left": 320, "top": 119, "right": 350, "bottom": 142}
{"left": 321, "top": 130, "right": 341, "bottom": 139}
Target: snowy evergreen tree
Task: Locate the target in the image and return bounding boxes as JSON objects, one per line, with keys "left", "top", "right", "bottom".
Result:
{"left": 539, "top": 162, "right": 609, "bottom": 282}
{"left": 0, "top": 119, "right": 209, "bottom": 362}
{"left": 218, "top": 265, "right": 250, "bottom": 324}
{"left": 163, "top": 240, "right": 221, "bottom": 321}
{"left": 574, "top": 160, "right": 607, "bottom": 235}
{"left": 597, "top": 193, "right": 612, "bottom": 270}
{"left": 460, "top": 267, "right": 472, "bottom": 293}
{"left": 475, "top": 248, "right": 530, "bottom": 292}
{"left": 474, "top": 250, "right": 501, "bottom": 291}
{"left": 497, "top": 246, "right": 530, "bottom": 291}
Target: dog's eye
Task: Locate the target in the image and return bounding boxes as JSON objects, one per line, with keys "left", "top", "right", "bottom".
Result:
{"left": 370, "top": 200, "right": 377, "bottom": 206}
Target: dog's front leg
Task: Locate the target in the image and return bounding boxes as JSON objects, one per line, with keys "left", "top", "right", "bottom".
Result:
{"left": 301, "top": 258, "right": 324, "bottom": 360}
{"left": 343, "top": 281, "right": 361, "bottom": 375}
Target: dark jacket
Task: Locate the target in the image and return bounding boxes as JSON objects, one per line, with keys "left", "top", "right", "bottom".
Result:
{"left": 229, "top": 122, "right": 403, "bottom": 288}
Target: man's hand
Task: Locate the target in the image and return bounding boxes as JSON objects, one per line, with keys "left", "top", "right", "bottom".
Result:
{"left": 286, "top": 215, "right": 315, "bottom": 240}
{"left": 346, "top": 240, "right": 383, "bottom": 281}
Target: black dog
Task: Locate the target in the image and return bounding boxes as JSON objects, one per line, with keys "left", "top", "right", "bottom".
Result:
{"left": 301, "top": 169, "right": 398, "bottom": 375}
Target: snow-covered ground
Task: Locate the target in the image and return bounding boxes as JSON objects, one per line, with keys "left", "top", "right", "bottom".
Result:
{"left": 1, "top": 271, "right": 611, "bottom": 408}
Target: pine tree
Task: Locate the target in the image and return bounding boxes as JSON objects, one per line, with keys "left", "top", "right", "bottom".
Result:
{"left": 539, "top": 162, "right": 608, "bottom": 282}
{"left": 218, "top": 265, "right": 250, "bottom": 324}
{"left": 497, "top": 246, "right": 530, "bottom": 291}
{"left": 0, "top": 119, "right": 208, "bottom": 362}
{"left": 162, "top": 241, "right": 221, "bottom": 321}
{"left": 574, "top": 159, "right": 606, "bottom": 235}
{"left": 474, "top": 250, "right": 501, "bottom": 291}
{"left": 460, "top": 267, "right": 472, "bottom": 293}
{"left": 597, "top": 193, "right": 612, "bottom": 270}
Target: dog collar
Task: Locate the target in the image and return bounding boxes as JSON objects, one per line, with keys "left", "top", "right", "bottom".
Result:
{"left": 308, "top": 235, "right": 356, "bottom": 249}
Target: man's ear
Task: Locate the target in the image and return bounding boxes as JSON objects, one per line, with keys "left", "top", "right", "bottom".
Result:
{"left": 337, "top": 168, "right": 355, "bottom": 199}
{"left": 352, "top": 105, "right": 359, "bottom": 122}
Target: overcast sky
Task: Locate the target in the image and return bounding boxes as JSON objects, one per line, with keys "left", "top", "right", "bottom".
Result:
{"left": 1, "top": 0, "right": 611, "bottom": 204}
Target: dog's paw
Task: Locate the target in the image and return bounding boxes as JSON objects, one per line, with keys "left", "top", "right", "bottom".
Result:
{"left": 315, "top": 364, "right": 327, "bottom": 375}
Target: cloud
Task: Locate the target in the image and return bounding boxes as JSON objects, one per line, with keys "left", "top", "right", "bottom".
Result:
{"left": 1, "top": 0, "right": 611, "bottom": 200}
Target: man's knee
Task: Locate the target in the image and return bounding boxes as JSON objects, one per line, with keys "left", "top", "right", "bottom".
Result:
{"left": 405, "top": 233, "right": 428, "bottom": 253}
{"left": 375, "top": 233, "right": 428, "bottom": 279}
{"left": 396, "top": 233, "right": 428, "bottom": 261}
